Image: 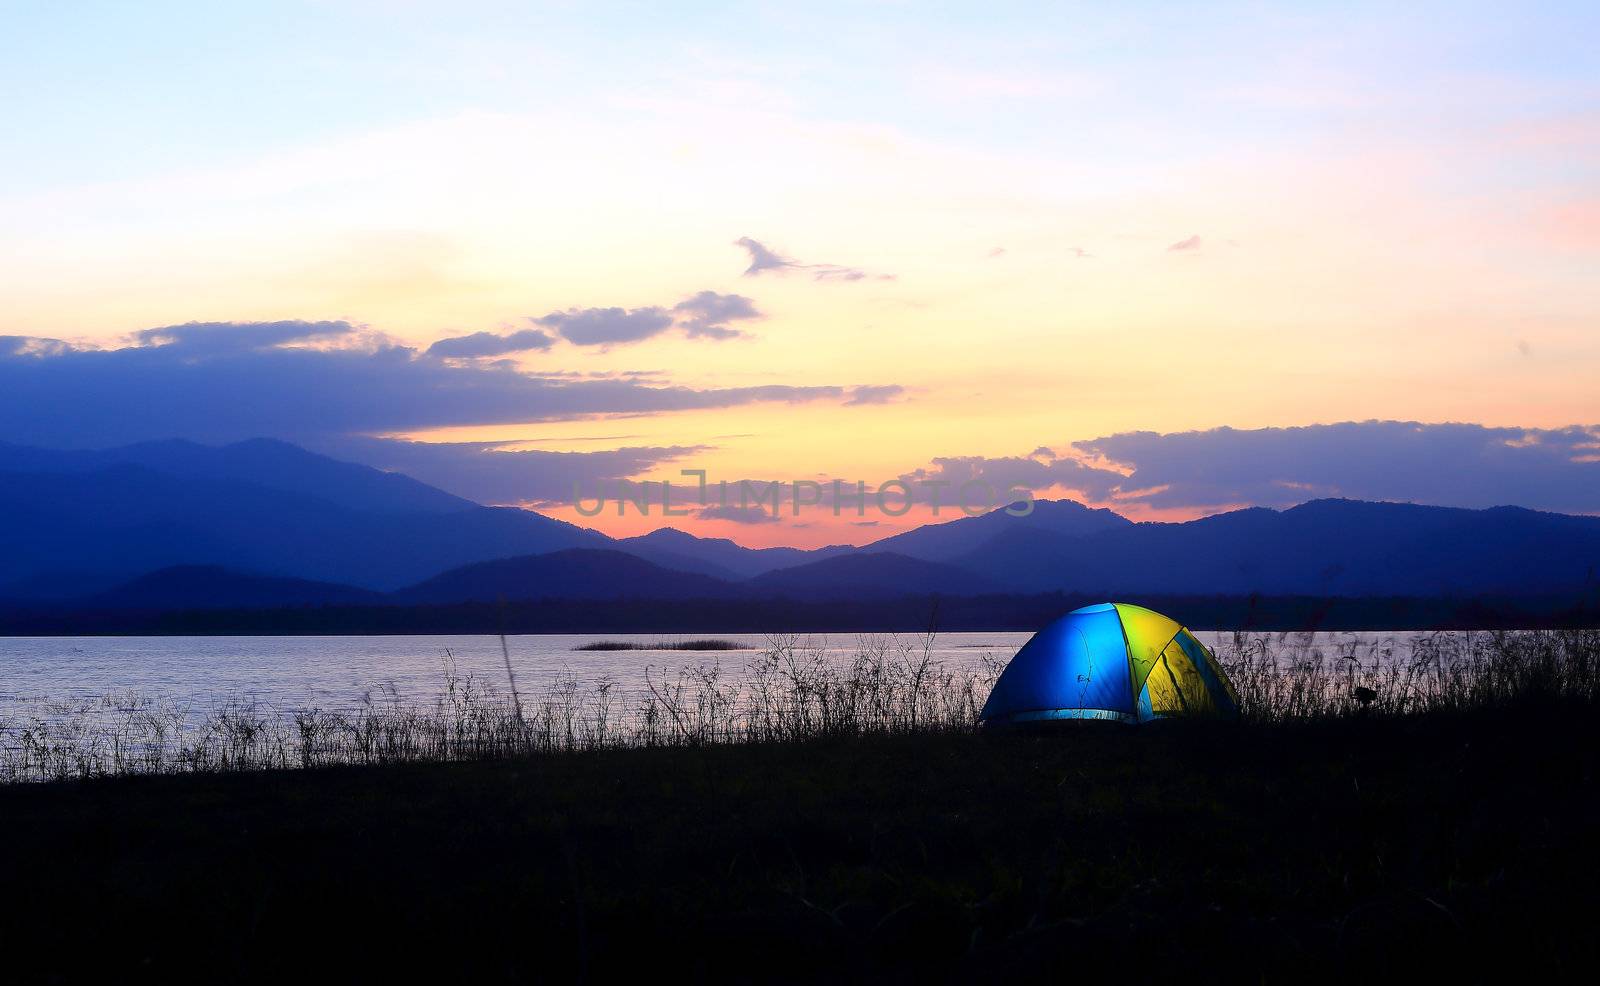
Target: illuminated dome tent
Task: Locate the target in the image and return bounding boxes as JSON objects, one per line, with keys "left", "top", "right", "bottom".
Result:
{"left": 980, "top": 603, "right": 1240, "bottom": 725}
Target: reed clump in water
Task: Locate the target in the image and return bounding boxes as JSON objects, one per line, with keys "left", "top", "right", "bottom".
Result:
{"left": 1217, "top": 627, "right": 1600, "bottom": 722}
{"left": 3, "top": 628, "right": 1596, "bottom": 783}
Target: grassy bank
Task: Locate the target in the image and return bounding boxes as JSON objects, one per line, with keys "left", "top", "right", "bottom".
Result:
{"left": 1, "top": 699, "right": 1597, "bottom": 982}
{"left": 3, "top": 631, "right": 1597, "bottom": 981}
{"left": 5, "top": 629, "right": 1597, "bottom": 781}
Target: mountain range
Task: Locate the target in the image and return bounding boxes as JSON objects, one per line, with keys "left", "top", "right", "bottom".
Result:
{"left": 0, "top": 439, "right": 604, "bottom": 592}
{"left": 1, "top": 437, "right": 1596, "bottom": 615}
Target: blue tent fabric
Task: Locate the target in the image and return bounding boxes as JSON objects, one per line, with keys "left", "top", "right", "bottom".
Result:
{"left": 979, "top": 604, "right": 1136, "bottom": 722}
{"left": 980, "top": 603, "right": 1240, "bottom": 726}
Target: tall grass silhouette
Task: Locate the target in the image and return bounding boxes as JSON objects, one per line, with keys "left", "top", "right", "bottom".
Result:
{"left": 3, "top": 629, "right": 1596, "bottom": 783}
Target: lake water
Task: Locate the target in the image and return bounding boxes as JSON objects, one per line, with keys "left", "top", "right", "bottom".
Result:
{"left": 0, "top": 630, "right": 1440, "bottom": 717}
{"left": 0, "top": 633, "right": 1027, "bottom": 716}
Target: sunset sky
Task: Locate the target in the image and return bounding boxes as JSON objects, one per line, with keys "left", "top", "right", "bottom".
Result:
{"left": 2, "top": 1, "right": 1597, "bottom": 546}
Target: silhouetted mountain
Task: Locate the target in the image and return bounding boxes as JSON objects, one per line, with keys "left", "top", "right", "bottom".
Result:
{"left": 395, "top": 549, "right": 741, "bottom": 604}
{"left": 960, "top": 499, "right": 1600, "bottom": 596}
{"left": 866, "top": 498, "right": 1131, "bottom": 562}
{"left": 616, "top": 527, "right": 852, "bottom": 579}
{"left": 85, "top": 566, "right": 383, "bottom": 610}
{"left": 0, "top": 438, "right": 474, "bottom": 515}
{"left": 0, "top": 570, "right": 135, "bottom": 602}
{"left": 0, "top": 463, "right": 607, "bottom": 590}
{"left": 4, "top": 434, "right": 1598, "bottom": 613}
{"left": 747, "top": 551, "right": 995, "bottom": 599}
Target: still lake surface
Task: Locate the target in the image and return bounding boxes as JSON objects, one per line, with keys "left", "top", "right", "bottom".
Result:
{"left": 0, "top": 630, "right": 1437, "bottom": 717}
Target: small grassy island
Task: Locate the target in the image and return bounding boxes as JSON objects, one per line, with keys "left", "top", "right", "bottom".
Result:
{"left": 574, "top": 638, "right": 749, "bottom": 651}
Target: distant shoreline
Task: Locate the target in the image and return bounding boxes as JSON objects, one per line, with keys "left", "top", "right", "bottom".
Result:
{"left": 3, "top": 591, "right": 1597, "bottom": 636}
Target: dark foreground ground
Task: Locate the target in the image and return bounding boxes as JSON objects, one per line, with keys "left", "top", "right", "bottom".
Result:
{"left": 3, "top": 703, "right": 1597, "bottom": 983}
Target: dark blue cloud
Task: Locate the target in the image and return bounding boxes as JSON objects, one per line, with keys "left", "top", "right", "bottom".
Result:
{"left": 426, "top": 328, "right": 555, "bottom": 358}
{"left": 314, "top": 436, "right": 707, "bottom": 507}
{"left": 0, "top": 320, "right": 874, "bottom": 447}
{"left": 912, "top": 421, "right": 1600, "bottom": 514}
{"left": 1072, "top": 421, "right": 1600, "bottom": 513}
{"left": 908, "top": 454, "right": 1120, "bottom": 500}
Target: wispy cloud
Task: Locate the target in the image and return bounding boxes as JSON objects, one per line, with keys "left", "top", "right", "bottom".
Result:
{"left": 0, "top": 336, "right": 73, "bottom": 358}
{"left": 845, "top": 384, "right": 905, "bottom": 406}
{"left": 318, "top": 435, "right": 706, "bottom": 507}
{"left": 670, "top": 291, "right": 763, "bottom": 339}
{"left": 535, "top": 291, "right": 764, "bottom": 346}
{"left": 533, "top": 306, "right": 676, "bottom": 346}
{"left": 1167, "top": 235, "right": 1203, "bottom": 252}
{"left": 698, "top": 503, "right": 784, "bottom": 524}
{"left": 132, "top": 320, "right": 355, "bottom": 355}
{"left": 734, "top": 237, "right": 892, "bottom": 282}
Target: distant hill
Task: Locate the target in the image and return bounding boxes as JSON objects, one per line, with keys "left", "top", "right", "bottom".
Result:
{"left": 1, "top": 436, "right": 1597, "bottom": 615}
{"left": 0, "top": 460, "right": 607, "bottom": 590}
{"left": 616, "top": 527, "right": 852, "bottom": 579}
{"left": 0, "top": 438, "right": 474, "bottom": 516}
{"left": 866, "top": 498, "right": 1131, "bottom": 562}
{"left": 0, "top": 570, "right": 134, "bottom": 602}
{"left": 747, "top": 551, "right": 995, "bottom": 599}
{"left": 959, "top": 499, "right": 1600, "bottom": 597}
{"left": 394, "top": 549, "right": 742, "bottom": 604}
{"left": 84, "top": 566, "right": 384, "bottom": 610}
